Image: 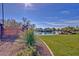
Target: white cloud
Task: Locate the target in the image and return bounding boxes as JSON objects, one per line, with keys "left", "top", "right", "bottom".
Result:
{"left": 34, "top": 16, "right": 79, "bottom": 28}
{"left": 45, "top": 16, "right": 62, "bottom": 19}
{"left": 45, "top": 16, "right": 59, "bottom": 19}
{"left": 45, "top": 22, "right": 67, "bottom": 26}
{"left": 65, "top": 20, "right": 79, "bottom": 24}
{"left": 61, "top": 10, "right": 70, "bottom": 14}
{"left": 37, "top": 19, "right": 79, "bottom": 28}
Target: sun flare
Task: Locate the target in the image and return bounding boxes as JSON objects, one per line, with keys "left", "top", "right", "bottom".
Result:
{"left": 24, "top": 3, "right": 32, "bottom": 7}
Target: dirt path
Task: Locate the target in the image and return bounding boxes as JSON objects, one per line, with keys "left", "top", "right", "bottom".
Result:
{"left": 0, "top": 41, "right": 26, "bottom": 56}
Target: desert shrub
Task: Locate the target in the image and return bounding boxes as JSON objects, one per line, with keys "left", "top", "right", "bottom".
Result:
{"left": 23, "top": 29, "right": 36, "bottom": 47}
{"left": 16, "top": 46, "right": 37, "bottom": 56}
{"left": 17, "top": 28, "right": 38, "bottom": 56}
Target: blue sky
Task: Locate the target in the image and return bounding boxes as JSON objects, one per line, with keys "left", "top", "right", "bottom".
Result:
{"left": 0, "top": 3, "right": 79, "bottom": 28}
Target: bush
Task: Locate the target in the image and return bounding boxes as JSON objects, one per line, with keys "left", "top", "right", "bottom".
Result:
{"left": 23, "top": 29, "right": 36, "bottom": 47}
{"left": 16, "top": 28, "right": 39, "bottom": 56}
{"left": 16, "top": 46, "right": 37, "bottom": 56}
{"left": 16, "top": 28, "right": 38, "bottom": 56}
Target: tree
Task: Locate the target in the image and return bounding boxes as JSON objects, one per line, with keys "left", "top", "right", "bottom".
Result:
{"left": 75, "top": 26, "right": 79, "bottom": 31}
{"left": 22, "top": 17, "right": 27, "bottom": 25}
{"left": 31, "top": 24, "right": 35, "bottom": 29}
{"left": 52, "top": 28, "right": 56, "bottom": 31}
{"left": 4, "top": 19, "right": 22, "bottom": 28}
{"left": 44, "top": 28, "right": 52, "bottom": 32}
{"left": 35, "top": 28, "right": 43, "bottom": 32}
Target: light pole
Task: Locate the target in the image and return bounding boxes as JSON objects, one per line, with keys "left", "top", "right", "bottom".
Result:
{"left": 0, "top": 3, "right": 4, "bottom": 39}
{"left": 2, "top": 3, "right": 4, "bottom": 25}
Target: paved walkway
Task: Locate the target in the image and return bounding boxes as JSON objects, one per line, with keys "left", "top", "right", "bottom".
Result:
{"left": 36, "top": 40, "right": 54, "bottom": 56}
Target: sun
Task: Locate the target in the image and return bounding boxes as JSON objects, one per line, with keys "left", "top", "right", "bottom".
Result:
{"left": 24, "top": 3, "right": 32, "bottom": 8}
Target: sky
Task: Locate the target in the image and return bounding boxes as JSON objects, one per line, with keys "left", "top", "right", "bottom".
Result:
{"left": 0, "top": 3, "right": 79, "bottom": 28}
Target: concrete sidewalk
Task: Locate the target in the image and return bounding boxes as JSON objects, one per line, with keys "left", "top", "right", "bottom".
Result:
{"left": 36, "top": 40, "right": 54, "bottom": 56}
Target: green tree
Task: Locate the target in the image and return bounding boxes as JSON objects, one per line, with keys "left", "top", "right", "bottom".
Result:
{"left": 22, "top": 17, "right": 27, "bottom": 25}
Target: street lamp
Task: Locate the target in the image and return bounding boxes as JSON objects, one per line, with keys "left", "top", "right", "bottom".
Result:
{"left": 2, "top": 3, "right": 4, "bottom": 25}
{"left": 0, "top": 3, "right": 4, "bottom": 39}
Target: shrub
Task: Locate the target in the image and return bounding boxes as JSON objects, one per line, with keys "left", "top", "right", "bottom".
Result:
{"left": 16, "top": 46, "right": 37, "bottom": 56}
{"left": 23, "top": 29, "right": 36, "bottom": 47}
{"left": 17, "top": 28, "right": 38, "bottom": 56}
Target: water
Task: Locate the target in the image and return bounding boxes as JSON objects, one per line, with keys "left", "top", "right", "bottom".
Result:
{"left": 34, "top": 31, "right": 61, "bottom": 35}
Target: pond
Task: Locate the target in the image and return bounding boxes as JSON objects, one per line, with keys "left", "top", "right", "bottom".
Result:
{"left": 34, "top": 31, "right": 61, "bottom": 35}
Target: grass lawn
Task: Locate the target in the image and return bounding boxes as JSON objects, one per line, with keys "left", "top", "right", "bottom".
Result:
{"left": 39, "top": 34, "right": 79, "bottom": 56}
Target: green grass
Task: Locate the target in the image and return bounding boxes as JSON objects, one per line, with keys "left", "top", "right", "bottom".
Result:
{"left": 40, "top": 34, "right": 79, "bottom": 56}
